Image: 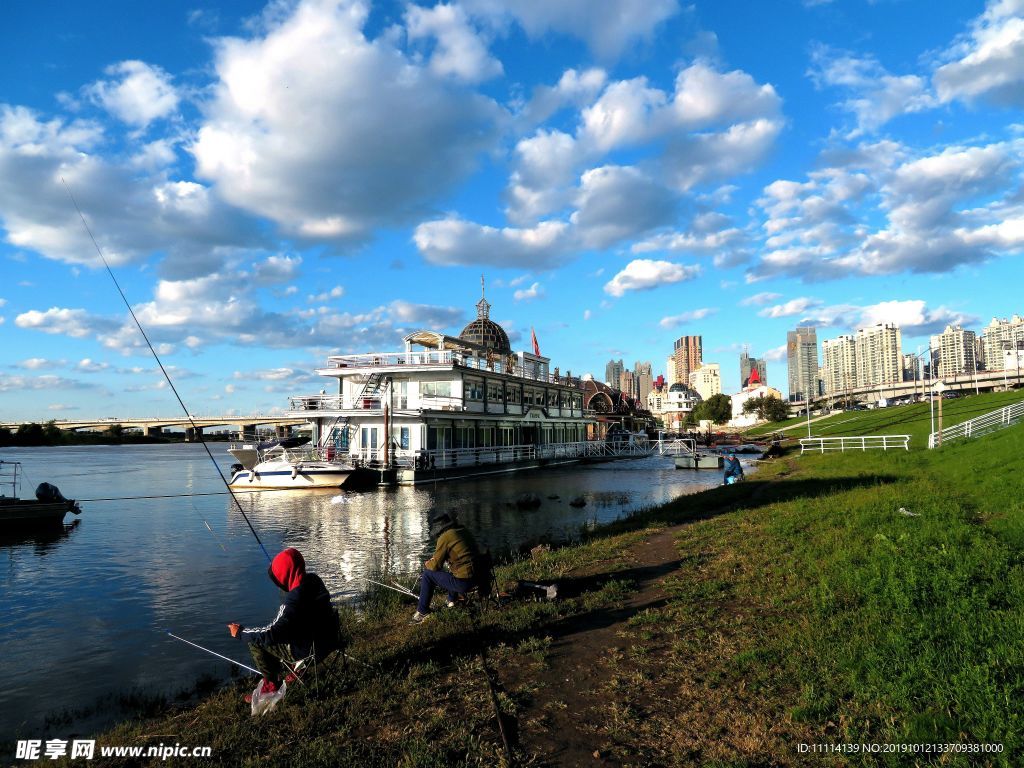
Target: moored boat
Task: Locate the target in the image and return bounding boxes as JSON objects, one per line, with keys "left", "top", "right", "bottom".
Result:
{"left": 227, "top": 439, "right": 354, "bottom": 489}
{"left": 0, "top": 461, "right": 81, "bottom": 530}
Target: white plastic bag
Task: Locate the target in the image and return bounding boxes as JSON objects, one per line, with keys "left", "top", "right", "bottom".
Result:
{"left": 250, "top": 679, "right": 287, "bottom": 717}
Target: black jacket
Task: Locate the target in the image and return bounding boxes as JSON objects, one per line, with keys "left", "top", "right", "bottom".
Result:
{"left": 242, "top": 573, "right": 337, "bottom": 659}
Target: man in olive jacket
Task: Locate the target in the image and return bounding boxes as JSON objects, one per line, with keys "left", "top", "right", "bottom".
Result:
{"left": 411, "top": 512, "right": 479, "bottom": 623}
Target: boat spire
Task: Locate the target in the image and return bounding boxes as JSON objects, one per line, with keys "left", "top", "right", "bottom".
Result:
{"left": 476, "top": 273, "right": 491, "bottom": 320}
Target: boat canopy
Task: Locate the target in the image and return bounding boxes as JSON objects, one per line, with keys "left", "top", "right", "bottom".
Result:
{"left": 403, "top": 330, "right": 490, "bottom": 356}
{"left": 256, "top": 436, "right": 310, "bottom": 451}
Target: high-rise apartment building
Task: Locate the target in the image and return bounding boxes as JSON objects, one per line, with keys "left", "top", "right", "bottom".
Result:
{"left": 822, "top": 334, "right": 857, "bottom": 395}
{"left": 902, "top": 353, "right": 921, "bottom": 382}
{"left": 740, "top": 349, "right": 767, "bottom": 388}
{"left": 664, "top": 356, "right": 677, "bottom": 386}
{"left": 634, "top": 361, "right": 653, "bottom": 402}
{"left": 981, "top": 316, "right": 1024, "bottom": 371}
{"left": 618, "top": 370, "right": 636, "bottom": 398}
{"left": 604, "top": 359, "right": 624, "bottom": 388}
{"left": 855, "top": 323, "right": 903, "bottom": 388}
{"left": 689, "top": 363, "right": 721, "bottom": 401}
{"left": 787, "top": 326, "right": 820, "bottom": 402}
{"left": 931, "top": 325, "right": 977, "bottom": 378}
{"left": 672, "top": 336, "right": 703, "bottom": 385}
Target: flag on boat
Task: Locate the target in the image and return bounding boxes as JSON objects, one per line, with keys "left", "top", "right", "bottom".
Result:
{"left": 531, "top": 327, "right": 541, "bottom": 356}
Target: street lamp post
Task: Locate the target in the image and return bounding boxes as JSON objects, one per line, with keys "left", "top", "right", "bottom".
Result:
{"left": 928, "top": 341, "right": 936, "bottom": 440}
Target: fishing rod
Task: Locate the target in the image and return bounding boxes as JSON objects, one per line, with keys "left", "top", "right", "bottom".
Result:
{"left": 165, "top": 630, "right": 261, "bottom": 675}
{"left": 365, "top": 578, "right": 417, "bottom": 598}
{"left": 62, "top": 178, "right": 271, "bottom": 564}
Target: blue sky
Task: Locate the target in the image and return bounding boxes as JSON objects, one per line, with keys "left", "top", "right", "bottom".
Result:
{"left": 1, "top": 0, "right": 1022, "bottom": 420}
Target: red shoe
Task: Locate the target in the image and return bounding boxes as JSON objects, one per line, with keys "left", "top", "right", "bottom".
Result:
{"left": 244, "top": 678, "right": 279, "bottom": 703}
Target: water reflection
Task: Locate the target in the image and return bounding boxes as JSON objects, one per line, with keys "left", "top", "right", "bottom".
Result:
{"left": 0, "top": 444, "right": 730, "bottom": 737}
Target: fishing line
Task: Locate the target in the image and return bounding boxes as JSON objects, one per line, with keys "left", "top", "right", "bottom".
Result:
{"left": 62, "top": 177, "right": 272, "bottom": 564}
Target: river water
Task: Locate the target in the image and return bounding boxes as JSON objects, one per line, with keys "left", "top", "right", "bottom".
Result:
{"left": 0, "top": 443, "right": 732, "bottom": 738}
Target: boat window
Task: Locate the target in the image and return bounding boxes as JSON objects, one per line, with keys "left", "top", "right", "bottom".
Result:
{"left": 487, "top": 382, "right": 503, "bottom": 403}
{"left": 421, "top": 381, "right": 452, "bottom": 398}
{"left": 507, "top": 386, "right": 521, "bottom": 404}
{"left": 400, "top": 427, "right": 410, "bottom": 450}
{"left": 464, "top": 379, "right": 484, "bottom": 401}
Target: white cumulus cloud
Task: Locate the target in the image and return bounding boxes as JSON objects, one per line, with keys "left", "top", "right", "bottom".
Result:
{"left": 192, "top": 0, "right": 503, "bottom": 243}
{"left": 603, "top": 259, "right": 701, "bottom": 297}
{"left": 85, "top": 60, "right": 180, "bottom": 128}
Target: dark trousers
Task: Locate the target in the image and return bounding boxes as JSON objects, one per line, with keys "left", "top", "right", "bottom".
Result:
{"left": 417, "top": 568, "right": 475, "bottom": 614}
{"left": 248, "top": 642, "right": 295, "bottom": 684}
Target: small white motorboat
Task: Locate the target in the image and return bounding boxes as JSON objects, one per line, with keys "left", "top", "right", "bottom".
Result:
{"left": 227, "top": 438, "right": 354, "bottom": 489}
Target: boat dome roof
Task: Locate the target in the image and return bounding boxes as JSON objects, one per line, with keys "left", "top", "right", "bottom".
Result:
{"left": 459, "top": 279, "right": 512, "bottom": 355}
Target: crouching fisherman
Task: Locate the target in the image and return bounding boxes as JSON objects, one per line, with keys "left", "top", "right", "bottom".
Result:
{"left": 411, "top": 512, "right": 480, "bottom": 624}
{"left": 723, "top": 451, "right": 744, "bottom": 485}
{"left": 228, "top": 547, "right": 337, "bottom": 701}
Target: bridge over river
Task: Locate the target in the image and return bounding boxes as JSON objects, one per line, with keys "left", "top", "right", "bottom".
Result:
{"left": 0, "top": 415, "right": 309, "bottom": 441}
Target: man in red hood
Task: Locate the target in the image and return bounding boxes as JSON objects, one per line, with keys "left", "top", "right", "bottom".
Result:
{"left": 228, "top": 548, "right": 336, "bottom": 699}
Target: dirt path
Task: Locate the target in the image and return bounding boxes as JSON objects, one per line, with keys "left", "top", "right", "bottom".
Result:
{"left": 513, "top": 525, "right": 686, "bottom": 766}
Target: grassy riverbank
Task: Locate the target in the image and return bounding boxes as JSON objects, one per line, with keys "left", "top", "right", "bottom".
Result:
{"left": 743, "top": 388, "right": 1024, "bottom": 444}
{"left": 66, "top": 422, "right": 1024, "bottom": 766}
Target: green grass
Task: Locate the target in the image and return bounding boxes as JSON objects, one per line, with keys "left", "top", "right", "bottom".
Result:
{"left": 591, "top": 424, "right": 1024, "bottom": 765}
{"left": 745, "top": 388, "right": 1024, "bottom": 447}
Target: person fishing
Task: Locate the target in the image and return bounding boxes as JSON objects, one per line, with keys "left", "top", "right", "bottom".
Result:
{"left": 410, "top": 512, "right": 480, "bottom": 624}
{"left": 723, "top": 451, "right": 744, "bottom": 485}
{"left": 228, "top": 548, "right": 338, "bottom": 700}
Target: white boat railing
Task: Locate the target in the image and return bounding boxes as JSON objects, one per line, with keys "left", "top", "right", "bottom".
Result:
{"left": 927, "top": 399, "right": 1024, "bottom": 448}
{"left": 322, "top": 351, "right": 585, "bottom": 388}
{"left": 383, "top": 438, "right": 654, "bottom": 469}
{"left": 289, "top": 395, "right": 345, "bottom": 411}
{"left": 800, "top": 435, "right": 910, "bottom": 454}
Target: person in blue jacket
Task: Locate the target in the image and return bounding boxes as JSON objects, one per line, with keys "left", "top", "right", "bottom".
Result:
{"left": 228, "top": 548, "right": 337, "bottom": 700}
{"left": 723, "top": 452, "right": 744, "bottom": 485}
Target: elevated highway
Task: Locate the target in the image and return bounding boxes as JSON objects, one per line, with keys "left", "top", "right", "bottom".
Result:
{"left": 0, "top": 415, "right": 309, "bottom": 441}
{"left": 795, "top": 368, "right": 1023, "bottom": 410}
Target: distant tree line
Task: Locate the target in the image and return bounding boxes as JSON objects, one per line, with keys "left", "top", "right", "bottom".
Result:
{"left": 0, "top": 422, "right": 183, "bottom": 447}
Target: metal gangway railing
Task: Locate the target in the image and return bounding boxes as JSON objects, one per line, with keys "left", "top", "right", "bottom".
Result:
{"left": 652, "top": 438, "right": 697, "bottom": 457}
{"left": 800, "top": 435, "right": 910, "bottom": 454}
{"left": 928, "top": 399, "right": 1024, "bottom": 448}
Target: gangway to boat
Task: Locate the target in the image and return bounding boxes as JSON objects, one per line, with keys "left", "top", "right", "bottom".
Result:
{"left": 652, "top": 438, "right": 697, "bottom": 457}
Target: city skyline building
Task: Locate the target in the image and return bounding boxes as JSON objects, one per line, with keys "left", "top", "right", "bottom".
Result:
{"left": 689, "top": 363, "right": 722, "bottom": 401}
{"left": 902, "top": 353, "right": 921, "bottom": 382}
{"left": 981, "top": 315, "right": 1024, "bottom": 371}
{"left": 854, "top": 323, "right": 903, "bottom": 389}
{"left": 787, "top": 326, "right": 820, "bottom": 402}
{"left": 604, "top": 358, "right": 624, "bottom": 388}
{"left": 822, "top": 333, "right": 857, "bottom": 395}
{"left": 672, "top": 335, "right": 703, "bottom": 386}
{"left": 931, "top": 325, "right": 978, "bottom": 378}
{"left": 664, "top": 356, "right": 677, "bottom": 387}
{"left": 634, "top": 361, "right": 653, "bottom": 403}
{"left": 739, "top": 349, "right": 767, "bottom": 388}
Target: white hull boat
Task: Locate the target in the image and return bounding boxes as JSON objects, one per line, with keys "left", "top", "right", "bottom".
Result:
{"left": 227, "top": 438, "right": 354, "bottom": 489}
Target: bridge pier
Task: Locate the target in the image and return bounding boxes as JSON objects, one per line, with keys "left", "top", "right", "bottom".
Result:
{"left": 145, "top": 425, "right": 163, "bottom": 438}
{"left": 275, "top": 424, "right": 293, "bottom": 439}
{"left": 185, "top": 427, "right": 204, "bottom": 442}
